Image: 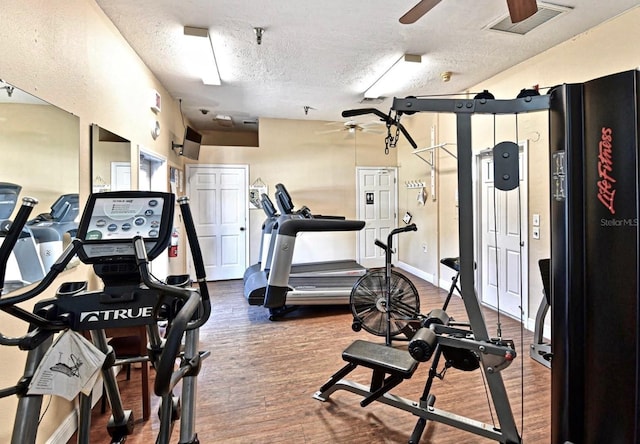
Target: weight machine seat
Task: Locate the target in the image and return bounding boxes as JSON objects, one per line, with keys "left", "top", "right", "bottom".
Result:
{"left": 440, "top": 257, "right": 476, "bottom": 273}
{"left": 342, "top": 340, "right": 418, "bottom": 378}
{"left": 538, "top": 258, "right": 551, "bottom": 306}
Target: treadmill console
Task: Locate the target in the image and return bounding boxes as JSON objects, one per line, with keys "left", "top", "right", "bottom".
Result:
{"left": 76, "top": 191, "right": 175, "bottom": 264}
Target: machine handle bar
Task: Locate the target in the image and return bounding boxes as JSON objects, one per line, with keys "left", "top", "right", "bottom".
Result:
{"left": 341, "top": 108, "right": 418, "bottom": 148}
{"left": 0, "top": 240, "right": 84, "bottom": 349}
{"left": 0, "top": 197, "right": 38, "bottom": 293}
{"left": 178, "top": 197, "right": 211, "bottom": 330}
{"left": 133, "top": 235, "right": 204, "bottom": 396}
{"left": 374, "top": 223, "right": 418, "bottom": 253}
{"left": 0, "top": 240, "right": 83, "bottom": 309}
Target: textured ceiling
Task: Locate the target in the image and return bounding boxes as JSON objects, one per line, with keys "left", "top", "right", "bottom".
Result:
{"left": 95, "top": 0, "right": 639, "bottom": 132}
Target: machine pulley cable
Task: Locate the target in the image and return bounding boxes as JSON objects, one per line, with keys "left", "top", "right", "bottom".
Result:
{"left": 515, "top": 113, "right": 526, "bottom": 436}
{"left": 491, "top": 113, "right": 502, "bottom": 339}
{"left": 487, "top": 111, "right": 527, "bottom": 435}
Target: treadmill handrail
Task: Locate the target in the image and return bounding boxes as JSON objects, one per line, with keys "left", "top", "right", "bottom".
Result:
{"left": 276, "top": 218, "right": 365, "bottom": 236}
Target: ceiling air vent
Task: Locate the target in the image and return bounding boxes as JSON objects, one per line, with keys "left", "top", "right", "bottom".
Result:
{"left": 487, "top": 2, "right": 572, "bottom": 35}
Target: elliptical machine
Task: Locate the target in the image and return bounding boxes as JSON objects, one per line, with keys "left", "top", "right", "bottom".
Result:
{"left": 0, "top": 191, "right": 211, "bottom": 444}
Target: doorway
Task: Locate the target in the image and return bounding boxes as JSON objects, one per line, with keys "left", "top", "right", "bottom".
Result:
{"left": 139, "top": 147, "right": 168, "bottom": 279}
{"left": 138, "top": 148, "right": 167, "bottom": 192}
{"left": 476, "top": 142, "right": 528, "bottom": 321}
{"left": 356, "top": 167, "right": 398, "bottom": 269}
{"left": 186, "top": 164, "right": 248, "bottom": 280}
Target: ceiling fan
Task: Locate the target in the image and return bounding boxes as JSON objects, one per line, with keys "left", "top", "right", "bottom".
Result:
{"left": 317, "top": 121, "right": 385, "bottom": 135}
{"left": 399, "top": 0, "right": 538, "bottom": 24}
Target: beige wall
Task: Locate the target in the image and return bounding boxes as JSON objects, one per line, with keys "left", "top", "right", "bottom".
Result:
{"left": 192, "top": 118, "right": 398, "bottom": 264}
{"left": 1, "top": 0, "right": 640, "bottom": 441}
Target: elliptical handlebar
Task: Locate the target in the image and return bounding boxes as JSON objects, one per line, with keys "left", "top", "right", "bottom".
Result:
{"left": 0, "top": 197, "right": 38, "bottom": 293}
{"left": 177, "top": 196, "right": 211, "bottom": 330}
{"left": 134, "top": 235, "right": 201, "bottom": 396}
{"left": 0, "top": 240, "right": 83, "bottom": 309}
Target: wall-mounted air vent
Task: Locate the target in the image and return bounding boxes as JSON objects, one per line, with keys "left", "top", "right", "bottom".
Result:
{"left": 487, "top": 2, "right": 572, "bottom": 35}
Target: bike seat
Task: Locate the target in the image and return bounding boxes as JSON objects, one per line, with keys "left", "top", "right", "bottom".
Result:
{"left": 440, "top": 257, "right": 460, "bottom": 272}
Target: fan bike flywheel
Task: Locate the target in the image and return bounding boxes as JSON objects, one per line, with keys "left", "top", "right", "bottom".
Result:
{"left": 350, "top": 268, "right": 420, "bottom": 337}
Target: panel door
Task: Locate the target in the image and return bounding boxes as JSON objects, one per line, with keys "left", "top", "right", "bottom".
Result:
{"left": 479, "top": 150, "right": 528, "bottom": 319}
{"left": 186, "top": 165, "right": 248, "bottom": 280}
{"left": 357, "top": 167, "right": 397, "bottom": 269}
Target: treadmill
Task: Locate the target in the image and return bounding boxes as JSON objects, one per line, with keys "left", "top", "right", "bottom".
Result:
{"left": 28, "top": 193, "right": 80, "bottom": 270}
{"left": 269, "top": 183, "right": 366, "bottom": 277}
{"left": 243, "top": 193, "right": 279, "bottom": 283}
{"left": 244, "top": 184, "right": 366, "bottom": 318}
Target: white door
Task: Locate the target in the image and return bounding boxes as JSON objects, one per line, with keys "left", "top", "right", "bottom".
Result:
{"left": 478, "top": 145, "right": 528, "bottom": 320}
{"left": 356, "top": 167, "right": 397, "bottom": 269}
{"left": 186, "top": 165, "right": 248, "bottom": 280}
{"left": 111, "top": 162, "right": 131, "bottom": 191}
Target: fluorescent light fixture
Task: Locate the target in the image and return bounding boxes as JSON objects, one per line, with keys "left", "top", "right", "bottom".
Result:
{"left": 215, "top": 114, "right": 234, "bottom": 127}
{"left": 364, "top": 54, "right": 422, "bottom": 99}
{"left": 184, "top": 26, "right": 221, "bottom": 86}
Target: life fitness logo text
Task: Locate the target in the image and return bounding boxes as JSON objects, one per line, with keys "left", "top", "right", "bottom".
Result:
{"left": 597, "top": 127, "right": 615, "bottom": 215}
{"left": 80, "top": 306, "right": 154, "bottom": 323}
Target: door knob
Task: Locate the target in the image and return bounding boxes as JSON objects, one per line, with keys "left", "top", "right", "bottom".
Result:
{"left": 240, "top": 227, "right": 246, "bottom": 231}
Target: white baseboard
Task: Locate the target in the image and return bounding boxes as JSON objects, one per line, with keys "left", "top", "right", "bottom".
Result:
{"left": 45, "top": 409, "right": 78, "bottom": 444}
{"left": 45, "top": 378, "right": 104, "bottom": 444}
{"left": 526, "top": 317, "right": 551, "bottom": 339}
{"left": 396, "top": 261, "right": 434, "bottom": 285}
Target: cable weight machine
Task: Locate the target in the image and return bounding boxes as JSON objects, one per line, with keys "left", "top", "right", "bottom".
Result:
{"left": 315, "top": 93, "right": 550, "bottom": 443}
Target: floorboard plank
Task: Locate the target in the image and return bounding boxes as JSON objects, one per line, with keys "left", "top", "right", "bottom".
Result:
{"left": 68, "top": 271, "right": 550, "bottom": 443}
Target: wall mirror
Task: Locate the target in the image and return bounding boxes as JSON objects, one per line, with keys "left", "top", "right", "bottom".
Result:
{"left": 0, "top": 79, "right": 80, "bottom": 293}
{"left": 90, "top": 123, "right": 132, "bottom": 192}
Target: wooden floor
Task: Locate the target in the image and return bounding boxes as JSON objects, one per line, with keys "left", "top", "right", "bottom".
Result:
{"left": 70, "top": 272, "right": 551, "bottom": 443}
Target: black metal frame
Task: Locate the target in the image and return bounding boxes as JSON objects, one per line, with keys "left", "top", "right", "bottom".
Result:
{"left": 390, "top": 94, "right": 551, "bottom": 443}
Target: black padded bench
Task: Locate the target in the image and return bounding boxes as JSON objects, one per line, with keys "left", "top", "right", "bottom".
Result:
{"left": 316, "top": 340, "right": 418, "bottom": 407}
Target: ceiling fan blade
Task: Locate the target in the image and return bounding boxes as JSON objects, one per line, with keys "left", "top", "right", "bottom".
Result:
{"left": 360, "top": 121, "right": 386, "bottom": 128}
{"left": 506, "top": 0, "right": 538, "bottom": 23}
{"left": 399, "top": 0, "right": 442, "bottom": 24}
{"left": 316, "top": 128, "right": 344, "bottom": 135}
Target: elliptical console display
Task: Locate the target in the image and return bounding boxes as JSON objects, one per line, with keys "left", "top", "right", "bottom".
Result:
{"left": 77, "top": 191, "right": 173, "bottom": 263}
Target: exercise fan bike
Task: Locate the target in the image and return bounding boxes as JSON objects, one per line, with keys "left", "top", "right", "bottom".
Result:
{"left": 350, "top": 224, "right": 422, "bottom": 345}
